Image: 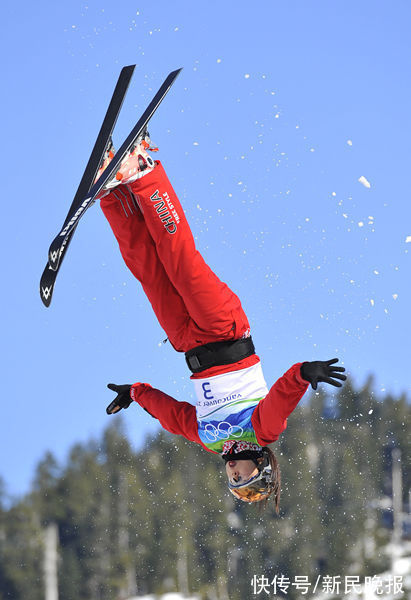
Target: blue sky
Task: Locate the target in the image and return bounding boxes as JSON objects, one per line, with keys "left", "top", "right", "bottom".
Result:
{"left": 2, "top": 1, "right": 410, "bottom": 499}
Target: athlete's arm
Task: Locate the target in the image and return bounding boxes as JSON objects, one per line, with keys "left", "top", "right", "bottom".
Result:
{"left": 251, "top": 363, "right": 309, "bottom": 445}
{"left": 106, "top": 381, "right": 215, "bottom": 451}
{"left": 130, "top": 382, "right": 203, "bottom": 445}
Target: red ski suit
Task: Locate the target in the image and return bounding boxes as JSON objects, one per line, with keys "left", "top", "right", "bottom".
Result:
{"left": 101, "top": 162, "right": 309, "bottom": 454}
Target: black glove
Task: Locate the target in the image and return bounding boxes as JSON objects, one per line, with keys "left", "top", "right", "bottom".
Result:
{"left": 106, "top": 383, "right": 132, "bottom": 415}
{"left": 300, "top": 358, "right": 346, "bottom": 390}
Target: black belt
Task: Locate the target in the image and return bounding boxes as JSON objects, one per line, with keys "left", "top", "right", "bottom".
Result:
{"left": 185, "top": 337, "right": 255, "bottom": 374}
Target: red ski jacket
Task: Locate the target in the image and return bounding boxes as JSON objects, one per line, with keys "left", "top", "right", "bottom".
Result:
{"left": 130, "top": 360, "right": 309, "bottom": 454}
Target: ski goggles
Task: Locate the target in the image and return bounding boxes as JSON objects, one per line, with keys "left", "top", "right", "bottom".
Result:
{"left": 228, "top": 467, "right": 273, "bottom": 503}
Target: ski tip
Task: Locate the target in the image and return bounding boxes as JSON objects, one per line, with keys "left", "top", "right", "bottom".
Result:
{"left": 40, "top": 261, "right": 57, "bottom": 307}
{"left": 168, "top": 68, "right": 183, "bottom": 79}
{"left": 165, "top": 68, "right": 183, "bottom": 85}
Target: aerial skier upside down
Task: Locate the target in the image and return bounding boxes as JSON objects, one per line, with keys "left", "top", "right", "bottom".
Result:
{"left": 98, "top": 133, "right": 347, "bottom": 510}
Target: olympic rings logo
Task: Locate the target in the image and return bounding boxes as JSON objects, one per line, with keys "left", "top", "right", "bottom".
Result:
{"left": 203, "top": 422, "right": 244, "bottom": 442}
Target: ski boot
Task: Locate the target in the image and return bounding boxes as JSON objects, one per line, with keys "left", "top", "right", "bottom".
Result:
{"left": 97, "top": 130, "right": 158, "bottom": 197}
{"left": 95, "top": 137, "right": 115, "bottom": 183}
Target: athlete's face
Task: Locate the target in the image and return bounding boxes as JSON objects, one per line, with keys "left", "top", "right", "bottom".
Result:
{"left": 225, "top": 459, "right": 259, "bottom": 485}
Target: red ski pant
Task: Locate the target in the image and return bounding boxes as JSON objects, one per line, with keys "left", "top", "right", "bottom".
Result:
{"left": 100, "top": 161, "right": 250, "bottom": 352}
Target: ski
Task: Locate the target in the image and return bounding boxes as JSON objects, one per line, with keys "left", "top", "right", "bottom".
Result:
{"left": 39, "top": 223, "right": 78, "bottom": 307}
{"left": 40, "top": 64, "right": 135, "bottom": 306}
{"left": 47, "top": 68, "right": 182, "bottom": 273}
{"left": 48, "top": 64, "right": 135, "bottom": 272}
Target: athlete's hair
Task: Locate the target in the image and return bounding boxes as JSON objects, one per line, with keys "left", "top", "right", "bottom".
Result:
{"left": 256, "top": 447, "right": 281, "bottom": 514}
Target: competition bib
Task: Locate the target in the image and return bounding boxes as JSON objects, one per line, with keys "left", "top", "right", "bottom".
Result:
{"left": 193, "top": 362, "right": 269, "bottom": 453}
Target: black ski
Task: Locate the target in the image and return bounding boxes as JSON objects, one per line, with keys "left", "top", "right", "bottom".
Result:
{"left": 39, "top": 223, "right": 79, "bottom": 306}
{"left": 40, "top": 65, "right": 135, "bottom": 306}
{"left": 47, "top": 68, "right": 182, "bottom": 274}
{"left": 48, "top": 65, "right": 135, "bottom": 272}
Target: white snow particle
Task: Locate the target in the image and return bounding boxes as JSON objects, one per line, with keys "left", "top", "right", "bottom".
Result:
{"left": 370, "top": 299, "right": 374, "bottom": 306}
{"left": 347, "top": 140, "right": 353, "bottom": 146}
{"left": 368, "top": 409, "right": 373, "bottom": 414}
{"left": 358, "top": 175, "right": 371, "bottom": 188}
{"left": 392, "top": 294, "right": 398, "bottom": 300}
{"left": 374, "top": 270, "right": 379, "bottom": 275}
{"left": 217, "top": 58, "right": 221, "bottom": 63}
{"left": 405, "top": 235, "right": 411, "bottom": 243}
{"left": 358, "top": 221, "right": 364, "bottom": 227}
{"left": 332, "top": 192, "right": 337, "bottom": 197}
{"left": 244, "top": 73, "right": 250, "bottom": 79}
{"left": 193, "top": 141, "right": 199, "bottom": 146}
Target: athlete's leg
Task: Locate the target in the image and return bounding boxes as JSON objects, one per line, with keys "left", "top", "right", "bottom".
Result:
{"left": 100, "top": 185, "right": 194, "bottom": 351}
{"left": 128, "top": 161, "right": 250, "bottom": 346}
